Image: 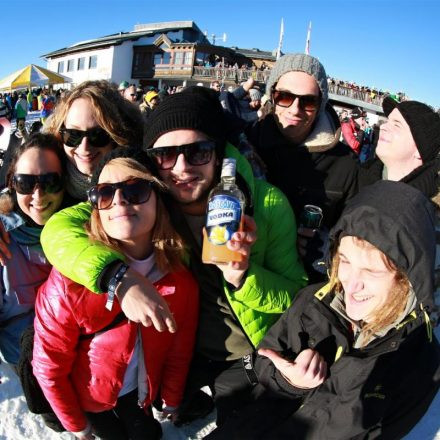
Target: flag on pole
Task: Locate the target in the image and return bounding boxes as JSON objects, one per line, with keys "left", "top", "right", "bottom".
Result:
{"left": 305, "top": 21, "right": 312, "bottom": 55}
{"left": 276, "top": 18, "right": 284, "bottom": 60}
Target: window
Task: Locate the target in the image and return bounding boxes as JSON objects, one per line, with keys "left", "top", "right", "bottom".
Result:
{"left": 132, "top": 48, "right": 153, "bottom": 77}
{"left": 173, "top": 51, "right": 184, "bottom": 65}
{"left": 57, "top": 61, "right": 64, "bottom": 73}
{"left": 153, "top": 51, "right": 171, "bottom": 65}
{"left": 77, "top": 57, "right": 85, "bottom": 70}
{"left": 162, "top": 52, "right": 171, "bottom": 64}
{"left": 154, "top": 53, "right": 162, "bottom": 65}
{"left": 89, "top": 55, "right": 97, "bottom": 69}
{"left": 67, "top": 59, "right": 75, "bottom": 72}
{"left": 195, "top": 52, "right": 208, "bottom": 66}
{"left": 183, "top": 51, "right": 193, "bottom": 65}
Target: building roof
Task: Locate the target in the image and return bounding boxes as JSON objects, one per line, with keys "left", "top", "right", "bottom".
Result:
{"left": 41, "top": 21, "right": 207, "bottom": 58}
{"left": 231, "top": 47, "right": 279, "bottom": 61}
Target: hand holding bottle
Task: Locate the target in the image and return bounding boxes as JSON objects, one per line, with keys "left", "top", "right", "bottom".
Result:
{"left": 215, "top": 215, "right": 257, "bottom": 288}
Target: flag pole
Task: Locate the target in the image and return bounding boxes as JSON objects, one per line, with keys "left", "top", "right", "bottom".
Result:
{"left": 276, "top": 18, "right": 284, "bottom": 60}
{"left": 305, "top": 21, "right": 312, "bottom": 54}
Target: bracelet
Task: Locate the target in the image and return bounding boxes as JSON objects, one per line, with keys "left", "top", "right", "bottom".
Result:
{"left": 106, "top": 263, "right": 129, "bottom": 311}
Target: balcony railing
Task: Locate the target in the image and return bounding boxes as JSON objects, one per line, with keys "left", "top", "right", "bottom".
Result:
{"left": 328, "top": 83, "right": 384, "bottom": 106}
{"left": 193, "top": 66, "right": 270, "bottom": 83}
{"left": 140, "top": 63, "right": 388, "bottom": 107}
{"left": 153, "top": 64, "right": 193, "bottom": 77}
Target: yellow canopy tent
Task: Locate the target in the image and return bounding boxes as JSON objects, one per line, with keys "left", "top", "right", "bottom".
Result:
{"left": 0, "top": 64, "right": 71, "bottom": 91}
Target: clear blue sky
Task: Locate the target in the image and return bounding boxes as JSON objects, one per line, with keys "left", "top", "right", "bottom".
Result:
{"left": 1, "top": 0, "right": 439, "bottom": 108}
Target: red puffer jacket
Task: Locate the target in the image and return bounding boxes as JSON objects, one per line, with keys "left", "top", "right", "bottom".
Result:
{"left": 32, "top": 268, "right": 198, "bottom": 433}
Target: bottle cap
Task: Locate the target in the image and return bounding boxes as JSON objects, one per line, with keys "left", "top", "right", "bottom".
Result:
{"left": 221, "top": 158, "right": 236, "bottom": 178}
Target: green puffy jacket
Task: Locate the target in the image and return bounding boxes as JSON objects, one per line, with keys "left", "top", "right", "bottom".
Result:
{"left": 41, "top": 145, "right": 307, "bottom": 347}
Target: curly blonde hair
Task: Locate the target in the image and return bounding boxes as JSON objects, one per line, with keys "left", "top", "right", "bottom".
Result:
{"left": 328, "top": 236, "right": 410, "bottom": 346}
{"left": 44, "top": 80, "right": 143, "bottom": 148}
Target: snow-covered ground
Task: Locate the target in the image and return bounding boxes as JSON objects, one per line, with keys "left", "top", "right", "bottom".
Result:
{"left": 1, "top": 327, "right": 439, "bottom": 440}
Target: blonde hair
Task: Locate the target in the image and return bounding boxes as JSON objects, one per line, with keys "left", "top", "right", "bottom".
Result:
{"left": 44, "top": 80, "right": 143, "bottom": 148}
{"left": 86, "top": 157, "right": 184, "bottom": 273}
{"left": 328, "top": 236, "right": 410, "bottom": 346}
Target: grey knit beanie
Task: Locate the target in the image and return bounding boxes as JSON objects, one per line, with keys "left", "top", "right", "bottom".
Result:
{"left": 249, "top": 88, "right": 263, "bottom": 102}
{"left": 266, "top": 53, "right": 328, "bottom": 107}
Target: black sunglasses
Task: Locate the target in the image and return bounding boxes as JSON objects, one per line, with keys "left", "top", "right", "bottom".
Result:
{"left": 147, "top": 140, "right": 216, "bottom": 170}
{"left": 12, "top": 173, "right": 63, "bottom": 195}
{"left": 87, "top": 178, "right": 154, "bottom": 210}
{"left": 60, "top": 126, "right": 111, "bottom": 148}
{"left": 272, "top": 88, "right": 321, "bottom": 111}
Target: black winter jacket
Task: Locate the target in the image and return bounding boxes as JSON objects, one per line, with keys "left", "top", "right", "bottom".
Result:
{"left": 209, "top": 181, "right": 440, "bottom": 440}
{"left": 246, "top": 105, "right": 359, "bottom": 229}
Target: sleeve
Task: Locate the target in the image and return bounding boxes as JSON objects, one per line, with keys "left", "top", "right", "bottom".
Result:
{"left": 232, "top": 85, "right": 247, "bottom": 100}
{"left": 41, "top": 202, "right": 124, "bottom": 293}
{"left": 255, "top": 291, "right": 314, "bottom": 399}
{"left": 341, "top": 121, "right": 362, "bottom": 154}
{"left": 160, "top": 273, "right": 199, "bottom": 407}
{"left": 227, "top": 184, "right": 308, "bottom": 313}
{"left": 32, "top": 271, "right": 88, "bottom": 433}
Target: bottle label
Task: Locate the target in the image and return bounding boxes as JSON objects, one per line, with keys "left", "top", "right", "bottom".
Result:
{"left": 206, "top": 195, "right": 242, "bottom": 245}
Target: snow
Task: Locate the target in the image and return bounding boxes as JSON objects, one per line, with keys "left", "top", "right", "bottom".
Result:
{"left": 1, "top": 329, "right": 439, "bottom": 440}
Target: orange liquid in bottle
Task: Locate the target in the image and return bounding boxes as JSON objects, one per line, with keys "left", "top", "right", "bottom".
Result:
{"left": 202, "top": 216, "right": 245, "bottom": 264}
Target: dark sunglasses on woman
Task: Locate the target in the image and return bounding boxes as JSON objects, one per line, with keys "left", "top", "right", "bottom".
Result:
{"left": 147, "top": 140, "right": 216, "bottom": 170}
{"left": 87, "top": 178, "right": 153, "bottom": 210}
{"left": 272, "top": 88, "right": 321, "bottom": 111}
{"left": 59, "top": 126, "right": 111, "bottom": 148}
{"left": 12, "top": 173, "right": 63, "bottom": 195}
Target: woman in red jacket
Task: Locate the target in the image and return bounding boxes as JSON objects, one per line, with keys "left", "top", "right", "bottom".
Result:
{"left": 32, "top": 148, "right": 199, "bottom": 440}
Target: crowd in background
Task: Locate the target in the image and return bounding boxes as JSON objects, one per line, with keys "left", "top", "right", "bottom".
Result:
{"left": 0, "top": 52, "right": 439, "bottom": 440}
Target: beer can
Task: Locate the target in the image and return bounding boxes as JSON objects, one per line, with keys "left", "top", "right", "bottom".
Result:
{"left": 300, "top": 205, "right": 323, "bottom": 229}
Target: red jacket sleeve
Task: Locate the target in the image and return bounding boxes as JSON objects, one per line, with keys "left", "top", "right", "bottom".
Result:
{"left": 32, "top": 269, "right": 88, "bottom": 433}
{"left": 341, "top": 121, "right": 362, "bottom": 154}
{"left": 161, "top": 271, "right": 199, "bottom": 408}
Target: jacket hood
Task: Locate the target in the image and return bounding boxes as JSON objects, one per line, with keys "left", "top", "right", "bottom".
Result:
{"left": 329, "top": 180, "right": 436, "bottom": 312}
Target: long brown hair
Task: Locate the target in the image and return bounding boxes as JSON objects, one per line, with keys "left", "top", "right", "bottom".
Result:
{"left": 44, "top": 80, "right": 143, "bottom": 148}
{"left": 328, "top": 236, "right": 410, "bottom": 346}
{"left": 85, "top": 157, "right": 184, "bottom": 273}
{"left": 0, "top": 133, "right": 65, "bottom": 215}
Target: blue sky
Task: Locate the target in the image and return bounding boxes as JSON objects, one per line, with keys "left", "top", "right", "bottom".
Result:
{"left": 1, "top": 0, "right": 439, "bottom": 107}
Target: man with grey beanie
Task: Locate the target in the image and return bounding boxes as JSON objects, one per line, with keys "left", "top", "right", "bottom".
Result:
{"left": 245, "top": 53, "right": 358, "bottom": 280}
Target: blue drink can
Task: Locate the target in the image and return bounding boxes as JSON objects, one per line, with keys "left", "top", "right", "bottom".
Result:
{"left": 300, "top": 205, "right": 323, "bottom": 229}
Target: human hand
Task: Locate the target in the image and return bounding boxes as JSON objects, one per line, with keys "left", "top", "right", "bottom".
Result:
{"left": 116, "top": 268, "right": 177, "bottom": 333}
{"left": 258, "top": 348, "right": 327, "bottom": 389}
{"left": 297, "top": 226, "right": 316, "bottom": 258}
{"left": 0, "top": 221, "right": 11, "bottom": 265}
{"left": 216, "top": 215, "right": 257, "bottom": 288}
{"left": 242, "top": 77, "right": 255, "bottom": 92}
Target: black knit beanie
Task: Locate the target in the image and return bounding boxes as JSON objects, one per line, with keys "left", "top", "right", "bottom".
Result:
{"left": 90, "top": 146, "right": 153, "bottom": 186}
{"left": 383, "top": 97, "right": 440, "bottom": 163}
{"left": 143, "top": 86, "right": 227, "bottom": 150}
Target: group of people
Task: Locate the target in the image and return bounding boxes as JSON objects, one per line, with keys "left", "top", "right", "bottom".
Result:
{"left": 0, "top": 51, "right": 438, "bottom": 440}
{"left": 0, "top": 89, "right": 57, "bottom": 124}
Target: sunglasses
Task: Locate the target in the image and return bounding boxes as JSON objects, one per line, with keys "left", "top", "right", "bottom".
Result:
{"left": 60, "top": 126, "right": 111, "bottom": 148}
{"left": 147, "top": 140, "right": 216, "bottom": 170}
{"left": 272, "top": 89, "right": 321, "bottom": 111}
{"left": 12, "top": 173, "right": 63, "bottom": 195}
{"left": 87, "top": 178, "right": 154, "bottom": 210}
